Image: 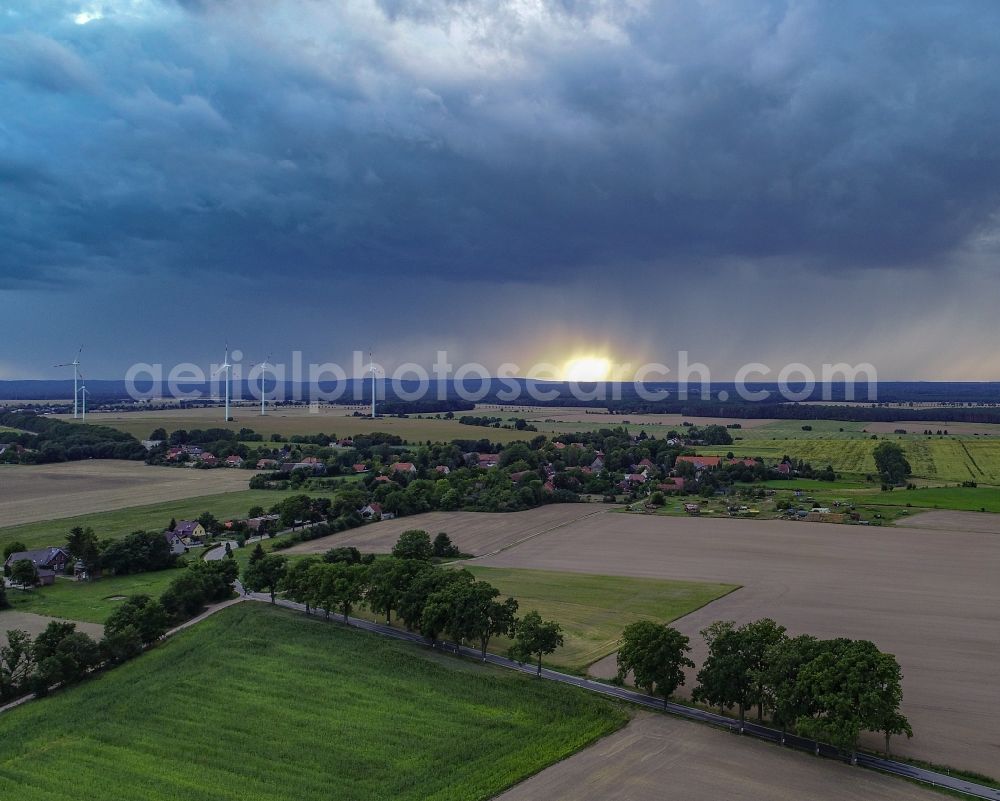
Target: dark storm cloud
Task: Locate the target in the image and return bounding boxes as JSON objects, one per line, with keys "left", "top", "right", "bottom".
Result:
{"left": 3, "top": 0, "right": 1000, "bottom": 294}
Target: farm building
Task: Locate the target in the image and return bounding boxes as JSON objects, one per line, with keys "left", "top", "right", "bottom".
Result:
{"left": 4, "top": 546, "right": 70, "bottom": 575}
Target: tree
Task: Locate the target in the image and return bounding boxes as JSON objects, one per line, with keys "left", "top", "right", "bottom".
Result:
{"left": 100, "top": 625, "right": 143, "bottom": 665}
{"left": 432, "top": 532, "right": 460, "bottom": 558}
{"left": 329, "top": 562, "right": 367, "bottom": 622}
{"left": 365, "top": 558, "right": 424, "bottom": 625}
{"left": 693, "top": 620, "right": 754, "bottom": 729}
{"left": 0, "top": 583, "right": 8, "bottom": 610}
{"left": 465, "top": 582, "right": 517, "bottom": 658}
{"left": 766, "top": 634, "right": 826, "bottom": 742}
{"left": 873, "top": 441, "right": 911, "bottom": 485}
{"left": 397, "top": 565, "right": 471, "bottom": 633}
{"left": 796, "top": 639, "right": 912, "bottom": 761}
{"left": 616, "top": 620, "right": 694, "bottom": 707}
{"left": 248, "top": 505, "right": 265, "bottom": 518}
{"left": 323, "top": 546, "right": 362, "bottom": 565}
{"left": 31, "top": 622, "right": 101, "bottom": 695}
{"left": 149, "top": 428, "right": 168, "bottom": 441}
{"left": 243, "top": 554, "right": 288, "bottom": 603}
{"left": 392, "top": 530, "right": 434, "bottom": 561}
{"left": 10, "top": 559, "right": 39, "bottom": 589}
{"left": 66, "top": 526, "right": 101, "bottom": 577}
{"left": 99, "top": 530, "right": 175, "bottom": 575}
{"left": 0, "top": 629, "right": 36, "bottom": 701}
{"left": 249, "top": 542, "right": 266, "bottom": 564}
{"left": 866, "top": 650, "right": 912, "bottom": 758}
{"left": 741, "top": 618, "right": 787, "bottom": 721}
{"left": 280, "top": 557, "right": 320, "bottom": 613}
{"left": 198, "top": 511, "right": 222, "bottom": 535}
{"left": 510, "top": 611, "right": 563, "bottom": 676}
{"left": 104, "top": 595, "right": 169, "bottom": 645}
{"left": 167, "top": 517, "right": 177, "bottom": 531}
{"left": 420, "top": 578, "right": 516, "bottom": 655}
{"left": 3, "top": 540, "right": 27, "bottom": 562}
{"left": 224, "top": 542, "right": 233, "bottom": 559}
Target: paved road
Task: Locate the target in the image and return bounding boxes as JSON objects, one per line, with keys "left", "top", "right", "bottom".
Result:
{"left": 246, "top": 591, "right": 1000, "bottom": 801}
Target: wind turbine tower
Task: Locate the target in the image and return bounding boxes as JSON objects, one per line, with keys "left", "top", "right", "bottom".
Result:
{"left": 214, "top": 345, "right": 233, "bottom": 422}
{"left": 370, "top": 351, "right": 376, "bottom": 419}
{"left": 55, "top": 348, "right": 82, "bottom": 418}
{"left": 257, "top": 358, "right": 272, "bottom": 416}
{"left": 79, "top": 373, "right": 89, "bottom": 422}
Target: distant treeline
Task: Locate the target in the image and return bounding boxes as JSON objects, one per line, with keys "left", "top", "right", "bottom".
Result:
{"left": 0, "top": 411, "right": 145, "bottom": 463}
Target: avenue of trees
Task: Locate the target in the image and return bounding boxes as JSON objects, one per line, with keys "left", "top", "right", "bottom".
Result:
{"left": 246, "top": 530, "right": 560, "bottom": 668}
{"left": 615, "top": 617, "right": 911, "bottom": 760}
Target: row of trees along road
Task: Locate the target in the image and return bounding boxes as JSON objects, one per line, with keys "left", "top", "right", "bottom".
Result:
{"left": 241, "top": 530, "right": 563, "bottom": 671}
{"left": 617, "top": 618, "right": 911, "bottom": 761}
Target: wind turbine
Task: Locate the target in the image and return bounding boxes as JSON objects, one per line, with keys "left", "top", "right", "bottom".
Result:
{"left": 254, "top": 357, "right": 272, "bottom": 416}
{"left": 370, "top": 351, "right": 377, "bottom": 419}
{"left": 213, "top": 345, "right": 233, "bottom": 422}
{"left": 78, "top": 372, "right": 89, "bottom": 422}
{"left": 55, "top": 347, "right": 82, "bottom": 418}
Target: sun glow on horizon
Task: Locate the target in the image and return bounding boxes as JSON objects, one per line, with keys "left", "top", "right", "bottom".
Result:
{"left": 562, "top": 355, "right": 612, "bottom": 382}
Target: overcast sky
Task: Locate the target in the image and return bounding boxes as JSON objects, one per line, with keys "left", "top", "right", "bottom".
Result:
{"left": 3, "top": 0, "right": 1000, "bottom": 381}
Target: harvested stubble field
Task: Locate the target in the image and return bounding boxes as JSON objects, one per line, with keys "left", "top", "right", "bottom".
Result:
{"left": 469, "top": 508, "right": 999, "bottom": 778}
{"left": 61, "top": 407, "right": 535, "bottom": 443}
{"left": 496, "top": 713, "right": 944, "bottom": 801}
{"left": 0, "top": 461, "right": 249, "bottom": 528}
{"left": 285, "top": 503, "right": 615, "bottom": 557}
{"left": 0, "top": 611, "right": 103, "bottom": 650}
{"left": 0, "top": 603, "right": 627, "bottom": 801}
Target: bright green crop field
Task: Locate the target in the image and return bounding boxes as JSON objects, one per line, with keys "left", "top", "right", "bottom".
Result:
{"left": 703, "top": 428, "right": 1000, "bottom": 483}
{"left": 0, "top": 603, "right": 627, "bottom": 801}
{"left": 463, "top": 567, "right": 737, "bottom": 672}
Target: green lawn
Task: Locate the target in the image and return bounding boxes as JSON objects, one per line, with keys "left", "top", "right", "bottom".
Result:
{"left": 3, "top": 567, "right": 188, "bottom": 624}
{"left": 0, "top": 488, "right": 338, "bottom": 551}
{"left": 0, "top": 603, "right": 627, "bottom": 801}
{"left": 464, "top": 566, "right": 738, "bottom": 672}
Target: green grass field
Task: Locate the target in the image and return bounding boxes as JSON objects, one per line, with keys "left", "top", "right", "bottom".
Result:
{"left": 855, "top": 485, "right": 1000, "bottom": 513}
{"left": 463, "top": 566, "right": 738, "bottom": 671}
{"left": 0, "top": 488, "right": 338, "bottom": 551}
{"left": 0, "top": 603, "right": 627, "bottom": 801}
{"left": 2, "top": 566, "right": 192, "bottom": 624}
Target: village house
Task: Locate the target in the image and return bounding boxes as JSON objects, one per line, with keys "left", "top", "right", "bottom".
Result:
{"left": 257, "top": 458, "right": 278, "bottom": 469}
{"left": 353, "top": 463, "right": 369, "bottom": 473}
{"left": 590, "top": 456, "right": 605, "bottom": 472}
{"left": 674, "top": 455, "right": 723, "bottom": 470}
{"left": 359, "top": 503, "right": 394, "bottom": 521}
{"left": 4, "top": 547, "right": 70, "bottom": 581}
{"left": 199, "top": 452, "right": 218, "bottom": 465}
{"left": 477, "top": 454, "right": 500, "bottom": 469}
{"left": 391, "top": 462, "right": 417, "bottom": 474}
{"left": 173, "top": 521, "right": 206, "bottom": 543}
{"left": 225, "top": 454, "right": 244, "bottom": 468}
{"left": 163, "top": 530, "right": 187, "bottom": 555}
{"left": 247, "top": 514, "right": 280, "bottom": 532}
{"left": 434, "top": 465, "right": 451, "bottom": 475}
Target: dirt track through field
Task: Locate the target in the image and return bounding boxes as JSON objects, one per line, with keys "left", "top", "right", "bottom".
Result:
{"left": 0, "top": 461, "right": 249, "bottom": 527}
{"left": 495, "top": 713, "right": 944, "bottom": 801}
{"left": 472, "top": 510, "right": 1000, "bottom": 778}
{"left": 285, "top": 504, "right": 615, "bottom": 557}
